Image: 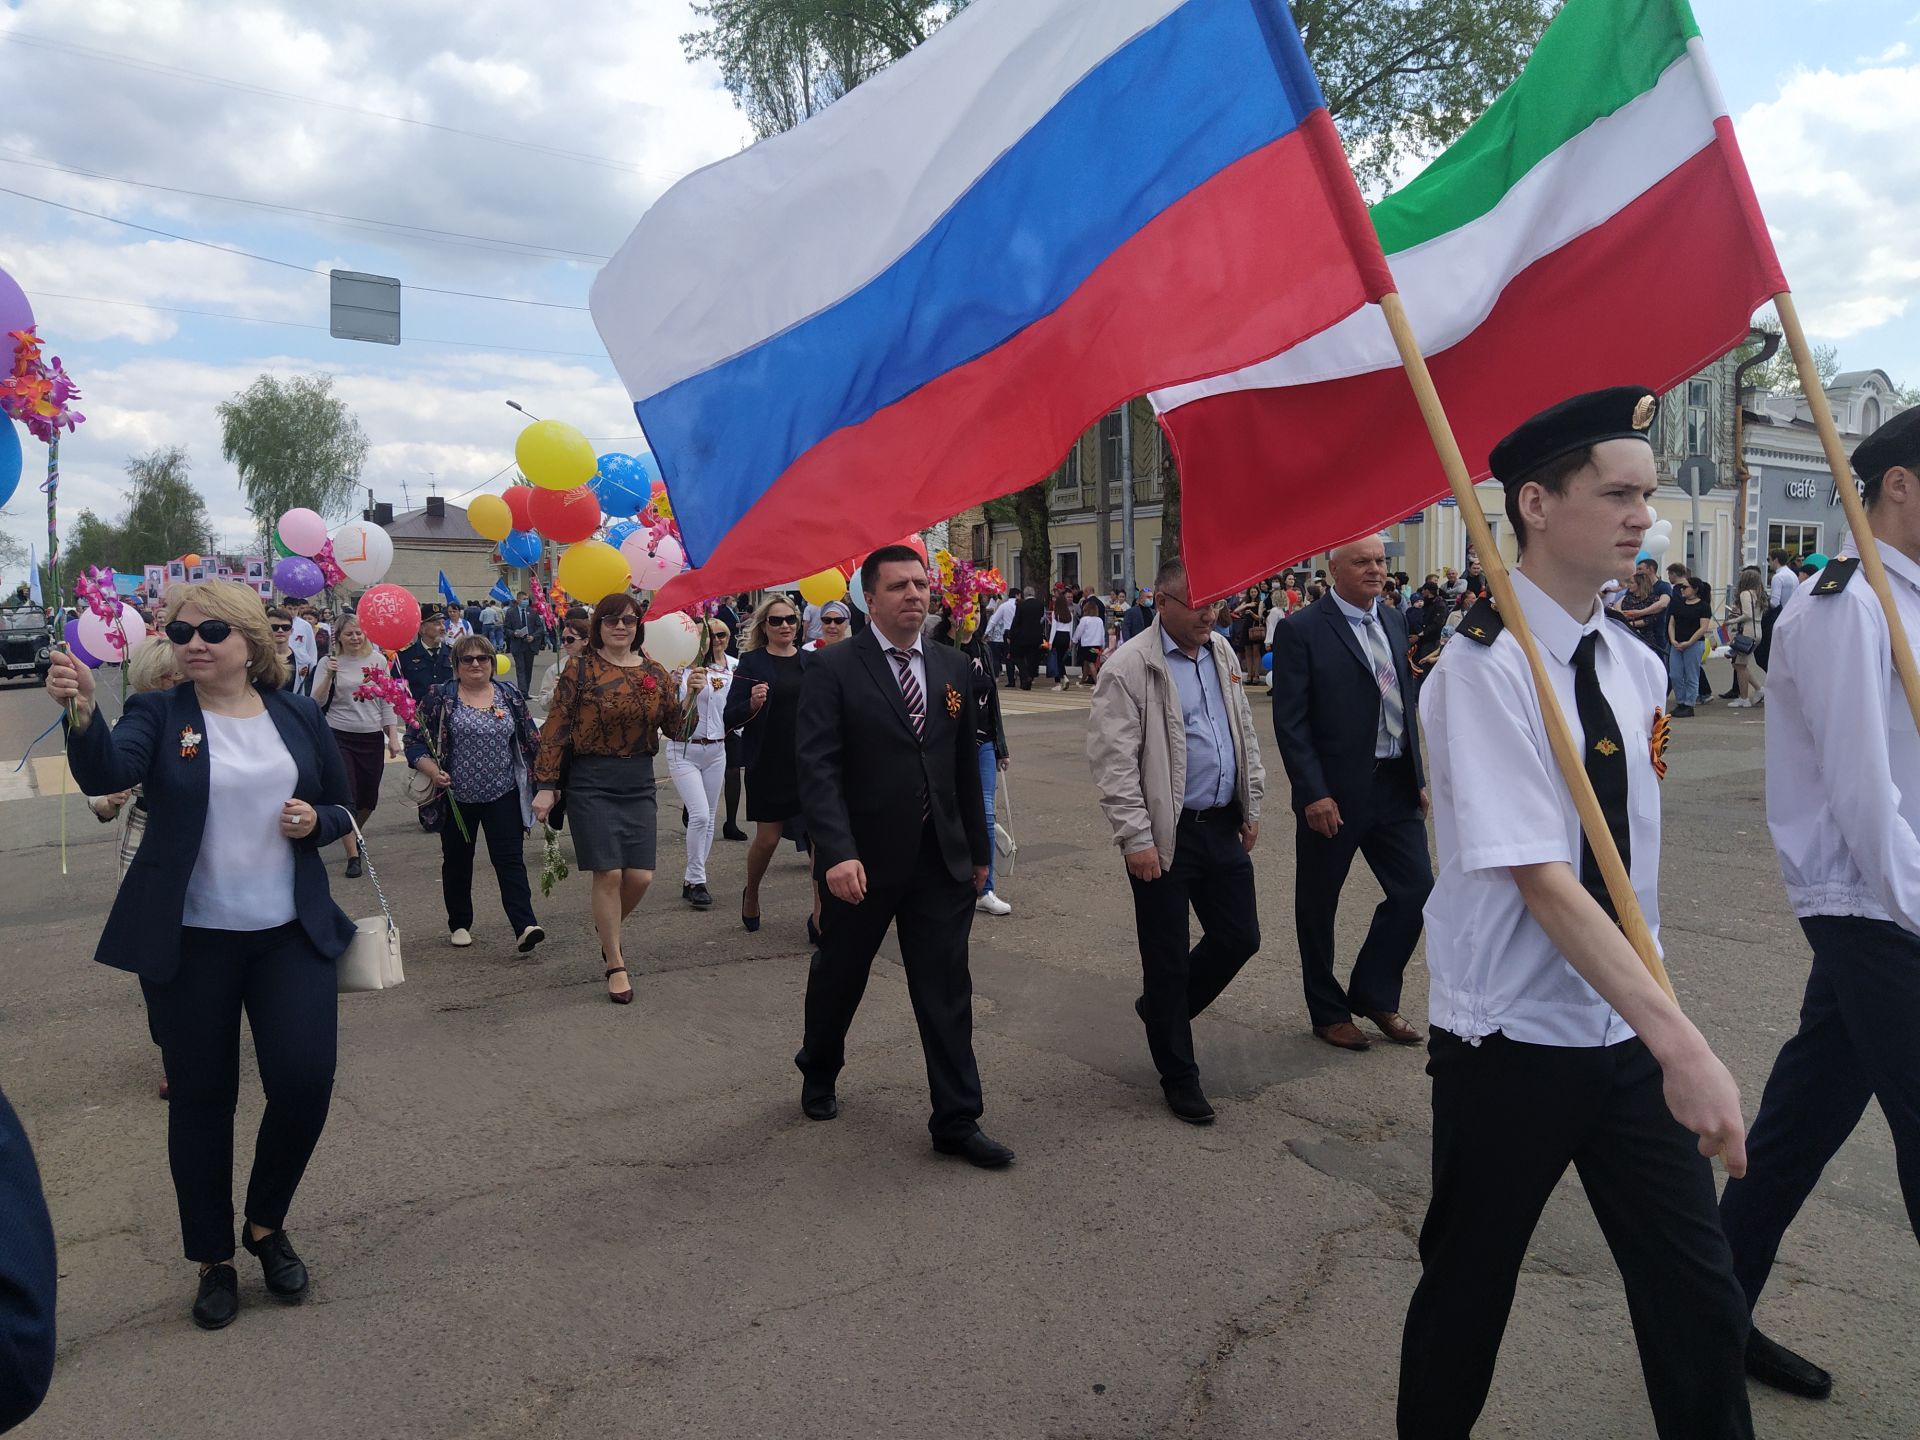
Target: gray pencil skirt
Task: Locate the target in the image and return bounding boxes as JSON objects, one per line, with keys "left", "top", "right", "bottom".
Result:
{"left": 565, "top": 754, "right": 658, "bottom": 873}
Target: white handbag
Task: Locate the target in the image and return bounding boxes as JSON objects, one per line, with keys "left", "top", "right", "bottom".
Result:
{"left": 993, "top": 770, "right": 1018, "bottom": 875}
{"left": 333, "top": 809, "right": 405, "bottom": 993}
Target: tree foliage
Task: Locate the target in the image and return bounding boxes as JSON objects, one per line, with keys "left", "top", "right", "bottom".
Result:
{"left": 50, "top": 446, "right": 217, "bottom": 582}
{"left": 983, "top": 483, "right": 1049, "bottom": 591}
{"left": 217, "top": 374, "right": 369, "bottom": 546}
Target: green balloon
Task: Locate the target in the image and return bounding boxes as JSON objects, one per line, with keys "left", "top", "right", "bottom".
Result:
{"left": 271, "top": 528, "right": 293, "bottom": 558}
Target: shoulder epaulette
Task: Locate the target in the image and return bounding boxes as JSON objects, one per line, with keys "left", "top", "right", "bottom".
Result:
{"left": 1813, "top": 556, "right": 1859, "bottom": 596}
{"left": 1457, "top": 596, "right": 1503, "bottom": 646}
{"left": 1605, "top": 606, "right": 1635, "bottom": 631}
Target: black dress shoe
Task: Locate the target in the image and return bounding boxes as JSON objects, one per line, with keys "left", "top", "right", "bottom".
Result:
{"left": 242, "top": 1228, "right": 310, "bottom": 1301}
{"left": 800, "top": 1081, "right": 838, "bottom": 1121}
{"left": 722, "top": 824, "right": 748, "bottom": 841}
{"left": 1746, "top": 1327, "right": 1832, "bottom": 1399}
{"left": 932, "top": 1130, "right": 1015, "bottom": 1168}
{"left": 192, "top": 1263, "right": 239, "bottom": 1330}
{"left": 344, "top": 856, "right": 363, "bottom": 879}
{"left": 683, "top": 883, "right": 713, "bottom": 909}
{"left": 1164, "top": 1082, "right": 1216, "bottom": 1125}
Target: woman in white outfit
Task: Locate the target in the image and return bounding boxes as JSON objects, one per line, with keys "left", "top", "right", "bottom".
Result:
{"left": 667, "top": 620, "right": 736, "bottom": 909}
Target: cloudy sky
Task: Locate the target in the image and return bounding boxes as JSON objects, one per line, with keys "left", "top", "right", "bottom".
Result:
{"left": 0, "top": 0, "right": 1915, "bottom": 577}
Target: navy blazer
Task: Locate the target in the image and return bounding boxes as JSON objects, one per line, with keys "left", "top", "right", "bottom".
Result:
{"left": 1269, "top": 593, "right": 1425, "bottom": 817}
{"left": 0, "top": 1087, "right": 55, "bottom": 1433}
{"left": 64, "top": 684, "right": 358, "bottom": 983}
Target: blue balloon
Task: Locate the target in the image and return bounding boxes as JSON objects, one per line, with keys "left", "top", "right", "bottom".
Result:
{"left": 1261, "top": 651, "right": 1274, "bottom": 672}
{"left": 592, "top": 453, "right": 649, "bottom": 515}
{"left": 0, "top": 414, "right": 19, "bottom": 510}
{"left": 604, "top": 519, "right": 643, "bottom": 549}
{"left": 499, "top": 529, "right": 542, "bottom": 567}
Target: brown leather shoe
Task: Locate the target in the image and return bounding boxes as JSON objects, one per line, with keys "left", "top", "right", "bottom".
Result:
{"left": 1312, "top": 1021, "right": 1371, "bottom": 1051}
{"left": 1363, "top": 1010, "right": 1423, "bottom": 1046}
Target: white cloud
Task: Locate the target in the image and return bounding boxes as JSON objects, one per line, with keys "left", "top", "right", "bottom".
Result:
{"left": 1737, "top": 61, "right": 1920, "bottom": 343}
{"left": 1859, "top": 41, "right": 1910, "bottom": 63}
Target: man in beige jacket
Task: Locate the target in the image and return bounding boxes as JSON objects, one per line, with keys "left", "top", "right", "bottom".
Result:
{"left": 1088, "top": 558, "right": 1265, "bottom": 1124}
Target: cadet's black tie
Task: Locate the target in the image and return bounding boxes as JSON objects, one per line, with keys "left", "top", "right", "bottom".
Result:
{"left": 1573, "top": 630, "right": 1631, "bottom": 922}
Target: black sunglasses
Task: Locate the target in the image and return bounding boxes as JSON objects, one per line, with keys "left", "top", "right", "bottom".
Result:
{"left": 602, "top": 613, "right": 637, "bottom": 626}
{"left": 165, "top": 619, "right": 233, "bottom": 645}
{"left": 765, "top": 614, "right": 798, "bottom": 626}
{"left": 269, "top": 622, "right": 292, "bottom": 633}
{"left": 458, "top": 654, "right": 492, "bottom": 665}
{"left": 562, "top": 633, "right": 584, "bottom": 644}
{"left": 821, "top": 616, "right": 847, "bottom": 625}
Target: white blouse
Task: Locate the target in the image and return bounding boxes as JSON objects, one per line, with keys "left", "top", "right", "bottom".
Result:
{"left": 183, "top": 711, "right": 299, "bottom": 932}
{"left": 1073, "top": 615, "right": 1106, "bottom": 647}
{"left": 676, "top": 653, "right": 738, "bottom": 742}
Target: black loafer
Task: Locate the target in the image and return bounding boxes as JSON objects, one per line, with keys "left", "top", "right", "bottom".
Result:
{"left": 683, "top": 883, "right": 714, "bottom": 909}
{"left": 932, "top": 1130, "right": 1015, "bottom": 1168}
{"left": 242, "top": 1228, "right": 310, "bottom": 1301}
{"left": 344, "top": 856, "right": 363, "bottom": 879}
{"left": 1746, "top": 1327, "right": 1832, "bottom": 1399}
{"left": 192, "top": 1263, "right": 239, "bottom": 1330}
{"left": 1165, "top": 1083, "right": 1216, "bottom": 1126}
{"left": 800, "top": 1079, "right": 838, "bottom": 1121}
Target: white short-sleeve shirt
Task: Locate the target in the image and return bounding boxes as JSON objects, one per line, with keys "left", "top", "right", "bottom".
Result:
{"left": 1420, "top": 568, "right": 1667, "bottom": 1047}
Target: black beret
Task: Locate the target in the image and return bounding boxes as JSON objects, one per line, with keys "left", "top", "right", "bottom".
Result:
{"left": 1852, "top": 405, "right": 1920, "bottom": 483}
{"left": 1489, "top": 386, "right": 1660, "bottom": 488}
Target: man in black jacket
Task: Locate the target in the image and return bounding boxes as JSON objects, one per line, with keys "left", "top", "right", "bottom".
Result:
{"left": 1007, "top": 586, "right": 1046, "bottom": 690}
{"left": 1270, "top": 534, "right": 1432, "bottom": 1051}
{"left": 502, "top": 593, "right": 540, "bottom": 695}
{"left": 396, "top": 607, "right": 454, "bottom": 705}
{"left": 795, "top": 545, "right": 1012, "bottom": 1167}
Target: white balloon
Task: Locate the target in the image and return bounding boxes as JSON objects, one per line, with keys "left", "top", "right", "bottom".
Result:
{"left": 643, "top": 609, "right": 701, "bottom": 669}
{"left": 1645, "top": 504, "right": 1659, "bottom": 526}
{"left": 1644, "top": 533, "right": 1671, "bottom": 557}
{"left": 1649, "top": 519, "right": 1673, "bottom": 537}
{"left": 848, "top": 581, "right": 869, "bottom": 614}
{"left": 77, "top": 601, "right": 145, "bottom": 664}
{"left": 330, "top": 520, "right": 394, "bottom": 586}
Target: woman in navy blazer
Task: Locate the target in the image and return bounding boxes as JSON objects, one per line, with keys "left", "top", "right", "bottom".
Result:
{"left": 51, "top": 580, "right": 355, "bottom": 1332}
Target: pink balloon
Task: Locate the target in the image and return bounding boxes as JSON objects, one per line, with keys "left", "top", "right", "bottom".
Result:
{"left": 0, "top": 267, "right": 33, "bottom": 352}
{"left": 277, "top": 507, "right": 330, "bottom": 557}
{"left": 76, "top": 601, "right": 144, "bottom": 664}
{"left": 626, "top": 533, "right": 686, "bottom": 592}
{"left": 356, "top": 583, "right": 420, "bottom": 651}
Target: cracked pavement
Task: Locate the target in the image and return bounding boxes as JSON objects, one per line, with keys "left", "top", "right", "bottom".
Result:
{"left": 0, "top": 665, "right": 1914, "bottom": 1438}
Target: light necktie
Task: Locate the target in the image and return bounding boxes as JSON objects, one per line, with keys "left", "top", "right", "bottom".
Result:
{"left": 1360, "top": 614, "right": 1405, "bottom": 743}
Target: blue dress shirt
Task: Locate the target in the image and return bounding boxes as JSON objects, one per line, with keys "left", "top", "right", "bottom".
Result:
{"left": 1162, "top": 628, "right": 1236, "bottom": 810}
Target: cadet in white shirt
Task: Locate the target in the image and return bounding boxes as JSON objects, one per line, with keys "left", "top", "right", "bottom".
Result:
{"left": 1398, "top": 389, "right": 1752, "bottom": 1440}
{"left": 1719, "top": 404, "right": 1920, "bottom": 1402}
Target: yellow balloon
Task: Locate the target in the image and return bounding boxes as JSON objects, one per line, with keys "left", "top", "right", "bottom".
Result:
{"left": 798, "top": 567, "right": 847, "bottom": 607}
{"left": 556, "top": 540, "right": 631, "bottom": 604}
{"left": 468, "top": 492, "right": 512, "bottom": 542}
{"left": 516, "top": 419, "right": 598, "bottom": 491}
{"left": 494, "top": 653, "right": 512, "bottom": 677}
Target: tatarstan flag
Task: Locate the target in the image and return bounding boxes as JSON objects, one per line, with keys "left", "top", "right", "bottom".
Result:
{"left": 1153, "top": 0, "right": 1787, "bottom": 601}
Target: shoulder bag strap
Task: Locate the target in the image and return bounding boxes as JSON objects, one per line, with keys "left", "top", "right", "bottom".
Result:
{"left": 334, "top": 805, "right": 397, "bottom": 934}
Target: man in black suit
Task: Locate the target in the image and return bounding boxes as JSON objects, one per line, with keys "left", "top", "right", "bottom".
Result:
{"left": 0, "top": 1087, "right": 55, "bottom": 1433}
{"left": 1270, "top": 533, "right": 1433, "bottom": 1051}
{"left": 502, "top": 592, "right": 539, "bottom": 695}
{"left": 795, "top": 545, "right": 1012, "bottom": 1168}
{"left": 1007, "top": 585, "right": 1046, "bottom": 690}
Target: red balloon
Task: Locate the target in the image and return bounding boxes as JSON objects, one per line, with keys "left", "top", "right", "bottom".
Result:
{"left": 895, "top": 533, "right": 929, "bottom": 564}
{"left": 357, "top": 583, "right": 420, "bottom": 651}
{"left": 503, "top": 485, "right": 536, "bottom": 532}
{"left": 528, "top": 484, "right": 602, "bottom": 544}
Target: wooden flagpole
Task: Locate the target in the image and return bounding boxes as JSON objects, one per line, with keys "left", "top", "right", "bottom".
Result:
{"left": 1772, "top": 291, "right": 1920, "bottom": 735}
{"left": 1376, "top": 292, "right": 1677, "bottom": 1001}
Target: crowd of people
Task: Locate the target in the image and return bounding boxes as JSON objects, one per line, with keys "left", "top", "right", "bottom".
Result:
{"left": 9, "top": 392, "right": 1919, "bottom": 1440}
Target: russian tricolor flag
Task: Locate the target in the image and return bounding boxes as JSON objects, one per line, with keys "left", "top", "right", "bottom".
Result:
{"left": 593, "top": 0, "right": 1392, "bottom": 606}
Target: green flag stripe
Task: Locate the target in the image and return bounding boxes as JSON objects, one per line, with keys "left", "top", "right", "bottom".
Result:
{"left": 1370, "top": 0, "right": 1702, "bottom": 256}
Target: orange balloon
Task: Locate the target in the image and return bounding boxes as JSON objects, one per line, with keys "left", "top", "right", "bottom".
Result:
{"left": 182, "top": 553, "right": 201, "bottom": 567}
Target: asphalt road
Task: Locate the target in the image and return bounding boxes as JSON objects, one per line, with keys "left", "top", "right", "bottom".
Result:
{"left": 2, "top": 662, "right": 1915, "bottom": 1439}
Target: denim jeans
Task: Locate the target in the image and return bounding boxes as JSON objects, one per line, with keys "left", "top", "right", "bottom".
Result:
{"left": 1668, "top": 640, "right": 1703, "bottom": 707}
{"left": 976, "top": 740, "right": 998, "bottom": 894}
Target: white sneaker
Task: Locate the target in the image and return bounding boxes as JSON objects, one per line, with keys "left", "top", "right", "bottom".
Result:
{"left": 1753, "top": 688, "right": 1764, "bottom": 705}
{"left": 975, "top": 891, "right": 1012, "bottom": 916}
{"left": 450, "top": 928, "right": 473, "bottom": 948}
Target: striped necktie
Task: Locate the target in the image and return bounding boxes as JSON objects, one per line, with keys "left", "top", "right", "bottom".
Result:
{"left": 888, "top": 648, "right": 925, "bottom": 740}
{"left": 1360, "top": 614, "right": 1405, "bottom": 743}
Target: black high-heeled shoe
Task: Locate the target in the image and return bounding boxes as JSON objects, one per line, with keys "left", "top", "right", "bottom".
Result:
{"left": 741, "top": 889, "right": 761, "bottom": 933}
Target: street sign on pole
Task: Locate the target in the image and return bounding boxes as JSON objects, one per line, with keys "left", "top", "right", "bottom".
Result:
{"left": 330, "top": 271, "right": 401, "bottom": 345}
{"left": 1676, "top": 457, "right": 1716, "bottom": 496}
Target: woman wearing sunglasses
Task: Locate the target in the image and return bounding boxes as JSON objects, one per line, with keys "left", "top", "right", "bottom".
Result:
{"left": 723, "top": 595, "right": 812, "bottom": 936}
{"left": 532, "top": 592, "right": 683, "bottom": 1003}
{"left": 266, "top": 605, "right": 309, "bottom": 693}
{"left": 310, "top": 616, "right": 403, "bottom": 880}
{"left": 48, "top": 580, "right": 357, "bottom": 1331}
{"left": 535, "top": 616, "right": 592, "bottom": 713}
{"left": 405, "top": 634, "right": 545, "bottom": 953}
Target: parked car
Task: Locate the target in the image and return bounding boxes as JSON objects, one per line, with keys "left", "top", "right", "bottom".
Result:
{"left": 0, "top": 605, "right": 53, "bottom": 685}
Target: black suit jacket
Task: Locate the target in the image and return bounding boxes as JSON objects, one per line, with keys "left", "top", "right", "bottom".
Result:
{"left": 0, "top": 1087, "right": 54, "bottom": 1434}
{"left": 1269, "top": 593, "right": 1424, "bottom": 817}
{"left": 1007, "top": 597, "right": 1046, "bottom": 647}
{"left": 797, "top": 627, "right": 989, "bottom": 888}
{"left": 503, "top": 604, "right": 538, "bottom": 655}
{"left": 64, "top": 684, "right": 358, "bottom": 983}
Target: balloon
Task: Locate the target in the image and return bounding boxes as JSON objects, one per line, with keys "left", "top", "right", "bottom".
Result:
{"left": 1262, "top": 651, "right": 1274, "bottom": 672}
{"left": 528, "top": 484, "right": 602, "bottom": 544}
{"left": 330, "top": 520, "right": 394, "bottom": 586}
{"left": 468, "top": 493, "right": 512, "bottom": 543}
{"left": 1644, "top": 504, "right": 1659, "bottom": 526}
{"left": 592, "top": 453, "right": 650, "bottom": 515}
{"left": 270, "top": 529, "right": 293, "bottom": 558}
{"left": 0, "top": 267, "right": 33, "bottom": 356}
{"left": 1643, "top": 533, "right": 1671, "bottom": 558}
{"left": 63, "top": 618, "right": 102, "bottom": 668}
{"left": 893, "top": 534, "right": 929, "bottom": 564}
{"left": 182, "top": 553, "right": 202, "bottom": 568}
{"left": 604, "top": 519, "right": 643, "bottom": 550}
{"left": 0, "top": 415, "right": 19, "bottom": 510}
{"left": 494, "top": 653, "right": 512, "bottom": 677}
{"left": 516, "top": 419, "right": 597, "bottom": 491}
{"left": 273, "top": 556, "right": 326, "bottom": 598}
{"left": 628, "top": 535, "right": 686, "bottom": 592}
{"left": 556, "top": 540, "right": 631, "bottom": 604}
{"left": 798, "top": 568, "right": 848, "bottom": 607}
{"left": 277, "top": 507, "right": 329, "bottom": 557}
{"left": 848, "top": 581, "right": 870, "bottom": 614}
{"left": 643, "top": 610, "right": 700, "bottom": 669}
{"left": 498, "top": 530, "right": 542, "bottom": 568}
{"left": 357, "top": 584, "right": 421, "bottom": 651}
{"left": 77, "top": 602, "right": 143, "bottom": 663}
{"left": 1805, "top": 552, "right": 1830, "bottom": 570}
{"left": 502, "top": 485, "right": 536, "bottom": 532}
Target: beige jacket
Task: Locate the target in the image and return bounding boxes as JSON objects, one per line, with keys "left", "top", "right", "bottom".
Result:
{"left": 1086, "top": 617, "right": 1265, "bottom": 866}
